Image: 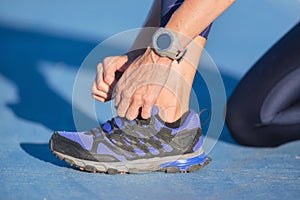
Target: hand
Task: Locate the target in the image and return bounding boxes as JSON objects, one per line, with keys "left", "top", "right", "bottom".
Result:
{"left": 91, "top": 54, "right": 132, "bottom": 102}
{"left": 115, "top": 47, "right": 173, "bottom": 120}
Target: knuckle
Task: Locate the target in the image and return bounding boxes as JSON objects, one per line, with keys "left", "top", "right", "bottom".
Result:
{"left": 92, "top": 84, "right": 101, "bottom": 93}
{"left": 96, "top": 80, "right": 104, "bottom": 90}
{"left": 103, "top": 57, "right": 112, "bottom": 65}
{"left": 103, "top": 57, "right": 116, "bottom": 69}
{"left": 132, "top": 94, "right": 142, "bottom": 103}
{"left": 143, "top": 95, "right": 155, "bottom": 105}
{"left": 97, "top": 83, "right": 106, "bottom": 92}
{"left": 104, "top": 74, "right": 113, "bottom": 83}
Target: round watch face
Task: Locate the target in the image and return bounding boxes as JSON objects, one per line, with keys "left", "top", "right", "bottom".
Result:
{"left": 156, "top": 33, "right": 172, "bottom": 51}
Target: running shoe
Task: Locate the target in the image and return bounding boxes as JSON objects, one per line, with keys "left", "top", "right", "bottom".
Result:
{"left": 49, "top": 109, "right": 211, "bottom": 174}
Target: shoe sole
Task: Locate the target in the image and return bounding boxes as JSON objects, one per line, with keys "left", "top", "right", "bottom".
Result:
{"left": 49, "top": 138, "right": 211, "bottom": 174}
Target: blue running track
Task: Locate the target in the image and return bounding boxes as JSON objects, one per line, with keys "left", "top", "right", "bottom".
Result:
{"left": 0, "top": 0, "right": 299, "bottom": 199}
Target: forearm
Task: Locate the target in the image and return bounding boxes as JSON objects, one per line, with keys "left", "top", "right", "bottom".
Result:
{"left": 165, "top": 0, "right": 235, "bottom": 47}
{"left": 128, "top": 1, "right": 161, "bottom": 57}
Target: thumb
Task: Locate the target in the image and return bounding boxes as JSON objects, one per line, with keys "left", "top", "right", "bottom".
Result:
{"left": 103, "top": 56, "right": 128, "bottom": 85}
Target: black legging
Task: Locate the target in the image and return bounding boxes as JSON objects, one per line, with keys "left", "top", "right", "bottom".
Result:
{"left": 226, "top": 23, "right": 300, "bottom": 147}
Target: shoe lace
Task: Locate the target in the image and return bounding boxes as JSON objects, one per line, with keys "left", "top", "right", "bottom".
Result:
{"left": 85, "top": 116, "right": 152, "bottom": 137}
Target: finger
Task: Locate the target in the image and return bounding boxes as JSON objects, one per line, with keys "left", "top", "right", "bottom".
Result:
{"left": 114, "top": 72, "right": 138, "bottom": 107}
{"left": 126, "top": 96, "right": 143, "bottom": 120}
{"left": 103, "top": 56, "right": 127, "bottom": 85}
{"left": 95, "top": 63, "right": 111, "bottom": 93}
{"left": 92, "top": 91, "right": 109, "bottom": 101}
{"left": 114, "top": 83, "right": 135, "bottom": 108}
{"left": 141, "top": 104, "right": 152, "bottom": 119}
{"left": 102, "top": 57, "right": 116, "bottom": 85}
{"left": 126, "top": 104, "right": 141, "bottom": 120}
{"left": 96, "top": 76, "right": 110, "bottom": 94}
{"left": 115, "top": 82, "right": 129, "bottom": 107}
{"left": 141, "top": 93, "right": 156, "bottom": 119}
{"left": 117, "top": 93, "right": 130, "bottom": 117}
{"left": 92, "top": 94, "right": 106, "bottom": 102}
{"left": 91, "top": 81, "right": 109, "bottom": 99}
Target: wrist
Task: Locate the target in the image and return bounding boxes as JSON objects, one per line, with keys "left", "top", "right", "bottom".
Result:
{"left": 165, "top": 26, "right": 193, "bottom": 48}
{"left": 146, "top": 46, "right": 173, "bottom": 66}
{"left": 125, "top": 48, "right": 146, "bottom": 62}
{"left": 151, "top": 27, "right": 187, "bottom": 62}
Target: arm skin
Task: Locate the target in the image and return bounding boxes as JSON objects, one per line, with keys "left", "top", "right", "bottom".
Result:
{"left": 91, "top": 0, "right": 161, "bottom": 102}
{"left": 92, "top": 0, "right": 236, "bottom": 120}
{"left": 165, "top": 0, "right": 235, "bottom": 47}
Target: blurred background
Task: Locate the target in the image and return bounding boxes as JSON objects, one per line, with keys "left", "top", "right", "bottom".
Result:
{"left": 0, "top": 0, "right": 299, "bottom": 131}
{"left": 0, "top": 0, "right": 300, "bottom": 130}
{"left": 0, "top": 1, "right": 299, "bottom": 199}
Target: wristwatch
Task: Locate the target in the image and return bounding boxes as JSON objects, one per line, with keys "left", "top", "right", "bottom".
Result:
{"left": 152, "top": 27, "right": 186, "bottom": 62}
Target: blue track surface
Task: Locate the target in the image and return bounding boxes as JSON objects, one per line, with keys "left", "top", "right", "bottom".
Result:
{"left": 0, "top": 1, "right": 299, "bottom": 199}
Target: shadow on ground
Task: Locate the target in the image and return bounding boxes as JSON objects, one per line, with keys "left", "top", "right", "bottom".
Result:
{"left": 0, "top": 25, "right": 97, "bottom": 131}
{"left": 20, "top": 143, "right": 72, "bottom": 168}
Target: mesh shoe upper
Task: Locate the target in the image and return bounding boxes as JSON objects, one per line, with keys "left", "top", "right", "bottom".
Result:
{"left": 52, "top": 110, "right": 204, "bottom": 162}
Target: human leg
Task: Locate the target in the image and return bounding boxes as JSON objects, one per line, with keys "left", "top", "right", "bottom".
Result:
{"left": 156, "top": 36, "right": 206, "bottom": 122}
{"left": 226, "top": 23, "right": 300, "bottom": 147}
{"left": 150, "top": 0, "right": 210, "bottom": 122}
